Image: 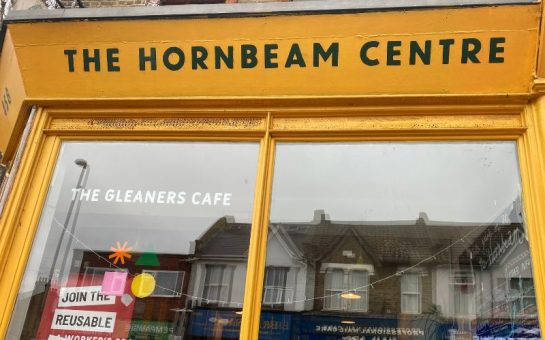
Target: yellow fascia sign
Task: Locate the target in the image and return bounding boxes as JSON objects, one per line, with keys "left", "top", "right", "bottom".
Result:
{"left": 0, "top": 31, "right": 27, "bottom": 162}
{"left": 5, "top": 4, "right": 540, "bottom": 99}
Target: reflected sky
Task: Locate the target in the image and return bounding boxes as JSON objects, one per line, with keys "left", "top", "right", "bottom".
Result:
{"left": 46, "top": 141, "right": 524, "bottom": 254}
{"left": 270, "top": 142, "right": 521, "bottom": 223}
{"left": 48, "top": 142, "right": 259, "bottom": 253}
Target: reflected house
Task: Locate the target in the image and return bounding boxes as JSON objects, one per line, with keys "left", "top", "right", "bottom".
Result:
{"left": 265, "top": 210, "right": 456, "bottom": 318}
{"left": 185, "top": 217, "right": 251, "bottom": 339}
{"left": 186, "top": 202, "right": 539, "bottom": 339}
{"left": 188, "top": 216, "right": 251, "bottom": 309}
{"left": 34, "top": 202, "right": 536, "bottom": 339}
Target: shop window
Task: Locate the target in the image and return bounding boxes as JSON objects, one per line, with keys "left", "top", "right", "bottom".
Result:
{"left": 401, "top": 273, "right": 421, "bottom": 314}
{"left": 259, "top": 142, "right": 541, "bottom": 339}
{"left": 5, "top": 136, "right": 544, "bottom": 340}
{"left": 263, "top": 266, "right": 293, "bottom": 305}
{"left": 324, "top": 269, "right": 368, "bottom": 312}
{"left": 142, "top": 270, "right": 184, "bottom": 297}
{"left": 6, "top": 141, "right": 259, "bottom": 340}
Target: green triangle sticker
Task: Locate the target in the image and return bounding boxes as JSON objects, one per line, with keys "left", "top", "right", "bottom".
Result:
{"left": 136, "top": 252, "right": 160, "bottom": 266}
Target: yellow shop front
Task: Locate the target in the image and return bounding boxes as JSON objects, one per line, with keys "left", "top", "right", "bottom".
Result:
{"left": 1, "top": 2, "right": 545, "bottom": 339}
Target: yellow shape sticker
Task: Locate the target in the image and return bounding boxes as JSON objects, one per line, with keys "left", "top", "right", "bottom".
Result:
{"left": 131, "top": 273, "right": 156, "bottom": 298}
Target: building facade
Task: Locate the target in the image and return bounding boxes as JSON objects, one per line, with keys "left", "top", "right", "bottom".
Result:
{"left": 1, "top": 1, "right": 545, "bottom": 339}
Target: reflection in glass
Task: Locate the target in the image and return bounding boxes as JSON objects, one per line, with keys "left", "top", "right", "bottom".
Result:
{"left": 7, "top": 141, "right": 258, "bottom": 340}
{"left": 259, "top": 142, "right": 540, "bottom": 340}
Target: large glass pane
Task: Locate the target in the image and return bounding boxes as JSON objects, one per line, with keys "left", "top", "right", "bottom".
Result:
{"left": 8, "top": 141, "right": 258, "bottom": 340}
{"left": 259, "top": 142, "right": 541, "bottom": 339}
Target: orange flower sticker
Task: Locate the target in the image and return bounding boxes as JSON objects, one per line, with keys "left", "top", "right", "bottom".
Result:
{"left": 109, "top": 241, "right": 133, "bottom": 265}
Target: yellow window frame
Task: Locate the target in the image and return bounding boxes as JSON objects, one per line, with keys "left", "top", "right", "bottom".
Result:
{"left": 0, "top": 97, "right": 544, "bottom": 340}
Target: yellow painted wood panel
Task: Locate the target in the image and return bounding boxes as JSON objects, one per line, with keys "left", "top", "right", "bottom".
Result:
{"left": 7, "top": 5, "right": 539, "bottom": 99}
{"left": 0, "top": 31, "right": 28, "bottom": 162}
